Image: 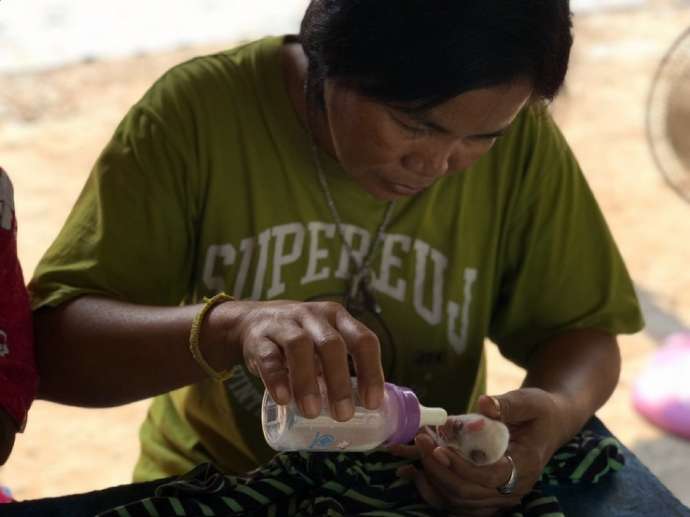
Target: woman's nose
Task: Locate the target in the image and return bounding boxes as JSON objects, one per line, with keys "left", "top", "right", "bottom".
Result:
{"left": 401, "top": 153, "right": 449, "bottom": 178}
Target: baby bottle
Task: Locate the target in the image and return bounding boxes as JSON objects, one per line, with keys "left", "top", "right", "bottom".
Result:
{"left": 261, "top": 378, "right": 447, "bottom": 452}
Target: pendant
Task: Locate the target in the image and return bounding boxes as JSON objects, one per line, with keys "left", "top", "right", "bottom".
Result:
{"left": 345, "top": 268, "right": 382, "bottom": 315}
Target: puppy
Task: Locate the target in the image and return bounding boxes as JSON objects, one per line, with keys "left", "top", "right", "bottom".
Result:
{"left": 429, "top": 413, "right": 509, "bottom": 466}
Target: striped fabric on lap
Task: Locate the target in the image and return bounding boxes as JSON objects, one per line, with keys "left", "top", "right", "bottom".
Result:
{"left": 98, "top": 431, "right": 624, "bottom": 517}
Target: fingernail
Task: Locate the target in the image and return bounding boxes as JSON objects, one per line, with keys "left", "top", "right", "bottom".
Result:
{"left": 334, "top": 398, "right": 354, "bottom": 420}
{"left": 417, "top": 433, "right": 432, "bottom": 446}
{"left": 275, "top": 384, "right": 290, "bottom": 404}
{"left": 365, "top": 385, "right": 384, "bottom": 409}
{"left": 301, "top": 394, "right": 321, "bottom": 417}
{"left": 433, "top": 448, "right": 451, "bottom": 467}
{"left": 489, "top": 396, "right": 502, "bottom": 418}
{"left": 414, "top": 435, "right": 429, "bottom": 453}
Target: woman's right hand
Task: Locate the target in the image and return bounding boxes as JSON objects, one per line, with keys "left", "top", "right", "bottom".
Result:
{"left": 219, "top": 299, "right": 385, "bottom": 422}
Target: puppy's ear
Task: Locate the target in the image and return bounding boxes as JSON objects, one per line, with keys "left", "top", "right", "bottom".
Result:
{"left": 470, "top": 449, "right": 488, "bottom": 465}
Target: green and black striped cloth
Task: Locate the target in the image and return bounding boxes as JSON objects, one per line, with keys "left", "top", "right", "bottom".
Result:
{"left": 98, "top": 430, "right": 624, "bottom": 517}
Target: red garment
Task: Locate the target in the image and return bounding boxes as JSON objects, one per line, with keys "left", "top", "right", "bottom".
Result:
{"left": 0, "top": 167, "right": 38, "bottom": 431}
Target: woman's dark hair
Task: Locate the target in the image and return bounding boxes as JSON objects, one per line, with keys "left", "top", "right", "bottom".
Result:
{"left": 300, "top": 0, "right": 573, "bottom": 110}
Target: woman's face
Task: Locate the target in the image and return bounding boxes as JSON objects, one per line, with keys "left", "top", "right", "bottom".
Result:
{"left": 322, "top": 79, "right": 533, "bottom": 200}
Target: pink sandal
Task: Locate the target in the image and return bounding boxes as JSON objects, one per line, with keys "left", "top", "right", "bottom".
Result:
{"left": 0, "top": 485, "right": 13, "bottom": 504}
{"left": 633, "top": 332, "right": 690, "bottom": 440}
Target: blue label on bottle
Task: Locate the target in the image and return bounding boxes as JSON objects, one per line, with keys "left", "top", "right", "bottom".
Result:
{"left": 308, "top": 431, "right": 336, "bottom": 449}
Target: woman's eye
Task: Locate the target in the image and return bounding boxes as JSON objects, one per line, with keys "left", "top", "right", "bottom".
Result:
{"left": 403, "top": 123, "right": 428, "bottom": 136}
{"left": 388, "top": 110, "right": 429, "bottom": 137}
{"left": 396, "top": 118, "right": 429, "bottom": 137}
{"left": 468, "top": 136, "right": 498, "bottom": 148}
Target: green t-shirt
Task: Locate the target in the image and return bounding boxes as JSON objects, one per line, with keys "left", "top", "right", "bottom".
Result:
{"left": 30, "top": 36, "right": 644, "bottom": 481}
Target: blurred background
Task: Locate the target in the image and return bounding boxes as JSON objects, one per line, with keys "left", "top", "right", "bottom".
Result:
{"left": 1, "top": 0, "right": 689, "bottom": 507}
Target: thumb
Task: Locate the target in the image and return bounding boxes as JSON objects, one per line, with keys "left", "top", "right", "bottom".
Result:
{"left": 477, "top": 394, "right": 502, "bottom": 420}
{"left": 480, "top": 389, "right": 540, "bottom": 424}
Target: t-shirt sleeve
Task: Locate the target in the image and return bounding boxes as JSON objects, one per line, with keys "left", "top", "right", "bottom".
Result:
{"left": 29, "top": 66, "right": 206, "bottom": 309}
{"left": 488, "top": 111, "right": 644, "bottom": 367}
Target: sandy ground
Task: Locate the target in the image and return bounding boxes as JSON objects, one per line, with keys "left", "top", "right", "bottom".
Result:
{"left": 1, "top": 2, "right": 690, "bottom": 508}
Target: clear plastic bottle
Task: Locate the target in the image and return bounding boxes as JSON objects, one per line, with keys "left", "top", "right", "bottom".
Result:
{"left": 261, "top": 378, "right": 448, "bottom": 452}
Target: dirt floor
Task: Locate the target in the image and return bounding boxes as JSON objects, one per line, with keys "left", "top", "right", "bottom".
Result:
{"left": 1, "top": 1, "right": 690, "bottom": 507}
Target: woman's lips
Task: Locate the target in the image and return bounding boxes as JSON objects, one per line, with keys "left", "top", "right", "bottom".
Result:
{"left": 390, "top": 182, "right": 427, "bottom": 195}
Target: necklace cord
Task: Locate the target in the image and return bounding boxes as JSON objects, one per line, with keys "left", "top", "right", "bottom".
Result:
{"left": 303, "top": 81, "right": 395, "bottom": 311}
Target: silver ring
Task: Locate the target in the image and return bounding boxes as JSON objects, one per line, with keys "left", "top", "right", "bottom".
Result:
{"left": 496, "top": 454, "right": 518, "bottom": 495}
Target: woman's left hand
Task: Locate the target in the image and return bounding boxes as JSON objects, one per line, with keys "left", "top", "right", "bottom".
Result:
{"left": 389, "top": 388, "right": 570, "bottom": 516}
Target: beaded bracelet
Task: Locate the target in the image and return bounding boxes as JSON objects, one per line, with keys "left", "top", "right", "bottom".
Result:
{"left": 189, "top": 293, "right": 234, "bottom": 382}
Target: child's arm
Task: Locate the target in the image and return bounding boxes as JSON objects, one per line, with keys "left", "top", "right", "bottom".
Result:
{"left": 0, "top": 408, "right": 17, "bottom": 465}
{"left": 0, "top": 168, "right": 38, "bottom": 464}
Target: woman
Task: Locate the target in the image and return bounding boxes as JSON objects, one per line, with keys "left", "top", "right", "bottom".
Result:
{"left": 29, "top": 0, "right": 643, "bottom": 514}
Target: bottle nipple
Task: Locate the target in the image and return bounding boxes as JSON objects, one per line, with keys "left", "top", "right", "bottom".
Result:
{"left": 419, "top": 405, "right": 448, "bottom": 427}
